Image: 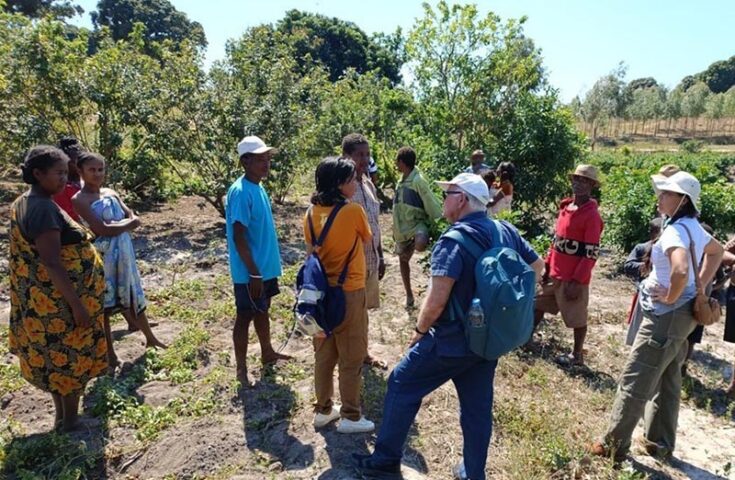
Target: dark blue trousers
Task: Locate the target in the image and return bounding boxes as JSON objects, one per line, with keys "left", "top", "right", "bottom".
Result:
{"left": 370, "top": 334, "right": 498, "bottom": 480}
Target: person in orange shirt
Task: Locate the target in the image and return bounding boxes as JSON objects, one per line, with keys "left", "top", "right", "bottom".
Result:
{"left": 304, "top": 157, "right": 375, "bottom": 434}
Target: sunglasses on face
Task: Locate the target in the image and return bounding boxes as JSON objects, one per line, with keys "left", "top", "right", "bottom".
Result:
{"left": 442, "top": 191, "right": 465, "bottom": 200}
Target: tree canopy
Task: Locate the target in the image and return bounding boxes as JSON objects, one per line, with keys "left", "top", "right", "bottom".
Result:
{"left": 2, "top": 0, "right": 81, "bottom": 19}
{"left": 275, "top": 9, "right": 403, "bottom": 84}
{"left": 91, "top": 0, "right": 206, "bottom": 52}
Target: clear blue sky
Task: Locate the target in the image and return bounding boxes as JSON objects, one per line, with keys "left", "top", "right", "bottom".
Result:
{"left": 70, "top": 0, "right": 735, "bottom": 102}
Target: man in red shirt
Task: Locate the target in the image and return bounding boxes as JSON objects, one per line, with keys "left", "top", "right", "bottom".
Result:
{"left": 536, "top": 165, "right": 603, "bottom": 366}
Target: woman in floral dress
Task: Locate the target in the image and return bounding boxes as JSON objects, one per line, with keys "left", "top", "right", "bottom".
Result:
{"left": 8, "top": 145, "right": 108, "bottom": 431}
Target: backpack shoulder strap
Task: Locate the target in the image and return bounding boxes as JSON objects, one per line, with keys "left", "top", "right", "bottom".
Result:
{"left": 309, "top": 202, "right": 346, "bottom": 247}
{"left": 442, "top": 225, "right": 492, "bottom": 322}
{"left": 443, "top": 227, "right": 485, "bottom": 260}
{"left": 337, "top": 237, "right": 360, "bottom": 287}
{"left": 679, "top": 222, "right": 704, "bottom": 292}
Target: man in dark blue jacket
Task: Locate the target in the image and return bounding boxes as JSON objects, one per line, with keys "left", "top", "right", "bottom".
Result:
{"left": 354, "top": 173, "right": 543, "bottom": 480}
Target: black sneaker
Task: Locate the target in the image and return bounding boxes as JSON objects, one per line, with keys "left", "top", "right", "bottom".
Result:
{"left": 352, "top": 453, "right": 402, "bottom": 479}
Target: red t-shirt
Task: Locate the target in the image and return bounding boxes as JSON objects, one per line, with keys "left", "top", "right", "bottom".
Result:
{"left": 548, "top": 198, "right": 604, "bottom": 285}
{"left": 52, "top": 183, "right": 81, "bottom": 222}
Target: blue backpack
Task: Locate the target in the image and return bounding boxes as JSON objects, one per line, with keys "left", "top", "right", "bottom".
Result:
{"left": 295, "top": 202, "right": 358, "bottom": 337}
{"left": 444, "top": 221, "right": 536, "bottom": 360}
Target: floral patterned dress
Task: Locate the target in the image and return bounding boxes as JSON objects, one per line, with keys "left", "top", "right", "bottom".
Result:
{"left": 90, "top": 195, "right": 147, "bottom": 314}
{"left": 8, "top": 197, "right": 108, "bottom": 395}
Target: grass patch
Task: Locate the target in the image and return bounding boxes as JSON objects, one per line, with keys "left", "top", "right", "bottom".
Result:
{"left": 0, "top": 427, "right": 100, "bottom": 479}
{"left": 0, "top": 327, "right": 24, "bottom": 396}
{"left": 146, "top": 326, "right": 210, "bottom": 384}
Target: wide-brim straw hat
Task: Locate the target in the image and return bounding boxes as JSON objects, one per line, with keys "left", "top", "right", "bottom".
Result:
{"left": 569, "top": 164, "right": 600, "bottom": 186}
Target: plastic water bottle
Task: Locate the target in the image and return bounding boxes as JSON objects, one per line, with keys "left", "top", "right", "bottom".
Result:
{"left": 468, "top": 298, "right": 485, "bottom": 328}
{"left": 296, "top": 313, "right": 323, "bottom": 337}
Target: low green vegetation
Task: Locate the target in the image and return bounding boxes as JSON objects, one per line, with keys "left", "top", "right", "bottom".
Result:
{"left": 589, "top": 150, "right": 735, "bottom": 252}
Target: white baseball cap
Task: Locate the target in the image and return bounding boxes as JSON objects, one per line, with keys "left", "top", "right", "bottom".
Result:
{"left": 237, "top": 135, "right": 278, "bottom": 157}
{"left": 651, "top": 171, "right": 700, "bottom": 211}
{"left": 436, "top": 172, "right": 491, "bottom": 205}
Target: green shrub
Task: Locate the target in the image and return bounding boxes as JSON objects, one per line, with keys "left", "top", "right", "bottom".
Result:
{"left": 590, "top": 151, "right": 735, "bottom": 252}
{"left": 681, "top": 139, "right": 705, "bottom": 153}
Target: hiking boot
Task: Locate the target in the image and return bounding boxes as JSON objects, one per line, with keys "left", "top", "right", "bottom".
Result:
{"left": 313, "top": 405, "right": 340, "bottom": 428}
{"left": 452, "top": 459, "right": 468, "bottom": 479}
{"left": 588, "top": 441, "right": 627, "bottom": 463}
{"left": 352, "top": 453, "right": 401, "bottom": 479}
{"left": 337, "top": 416, "right": 375, "bottom": 434}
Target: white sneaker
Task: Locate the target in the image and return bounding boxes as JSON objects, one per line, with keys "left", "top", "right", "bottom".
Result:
{"left": 336, "top": 416, "right": 375, "bottom": 434}
{"left": 313, "top": 405, "right": 341, "bottom": 428}
{"left": 452, "top": 459, "right": 468, "bottom": 480}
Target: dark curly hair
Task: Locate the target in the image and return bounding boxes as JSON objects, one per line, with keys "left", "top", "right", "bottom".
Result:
{"left": 311, "top": 157, "right": 356, "bottom": 206}
{"left": 396, "top": 146, "right": 416, "bottom": 169}
{"left": 20, "top": 145, "right": 69, "bottom": 185}
{"left": 496, "top": 161, "right": 516, "bottom": 182}
{"left": 76, "top": 151, "right": 105, "bottom": 170}
{"left": 341, "top": 133, "right": 369, "bottom": 156}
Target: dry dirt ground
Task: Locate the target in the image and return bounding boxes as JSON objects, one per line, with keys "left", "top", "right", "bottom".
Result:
{"left": 1, "top": 193, "right": 734, "bottom": 480}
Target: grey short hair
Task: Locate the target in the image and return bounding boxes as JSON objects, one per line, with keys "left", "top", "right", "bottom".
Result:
{"left": 462, "top": 189, "right": 488, "bottom": 212}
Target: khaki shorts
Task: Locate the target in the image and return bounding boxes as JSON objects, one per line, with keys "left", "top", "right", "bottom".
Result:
{"left": 535, "top": 278, "right": 589, "bottom": 328}
{"left": 395, "top": 230, "right": 429, "bottom": 263}
{"left": 366, "top": 269, "right": 380, "bottom": 310}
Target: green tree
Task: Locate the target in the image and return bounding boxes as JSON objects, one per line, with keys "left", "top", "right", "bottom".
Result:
{"left": 405, "top": 1, "right": 582, "bottom": 233}
{"left": 275, "top": 9, "right": 403, "bottom": 84}
{"left": 492, "top": 91, "right": 586, "bottom": 232}
{"left": 405, "top": 1, "right": 543, "bottom": 164}
{"left": 625, "top": 86, "right": 666, "bottom": 133}
{"left": 3, "top": 0, "right": 81, "bottom": 19}
{"left": 578, "top": 63, "right": 627, "bottom": 148}
{"left": 699, "top": 56, "right": 735, "bottom": 94}
{"left": 91, "top": 0, "right": 206, "bottom": 53}
{"left": 680, "top": 81, "right": 710, "bottom": 118}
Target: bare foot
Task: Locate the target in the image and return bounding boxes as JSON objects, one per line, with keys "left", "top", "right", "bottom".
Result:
{"left": 107, "top": 355, "right": 120, "bottom": 375}
{"left": 556, "top": 352, "right": 584, "bottom": 367}
{"left": 146, "top": 338, "right": 167, "bottom": 350}
{"left": 236, "top": 369, "right": 255, "bottom": 388}
{"left": 261, "top": 352, "right": 293, "bottom": 366}
{"left": 364, "top": 355, "right": 388, "bottom": 370}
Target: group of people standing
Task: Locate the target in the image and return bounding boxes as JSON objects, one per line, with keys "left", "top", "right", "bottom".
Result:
{"left": 8, "top": 139, "right": 165, "bottom": 431}
{"left": 6, "top": 129, "right": 735, "bottom": 479}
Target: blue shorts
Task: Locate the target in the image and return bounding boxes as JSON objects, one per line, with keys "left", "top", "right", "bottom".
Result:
{"left": 233, "top": 279, "right": 280, "bottom": 314}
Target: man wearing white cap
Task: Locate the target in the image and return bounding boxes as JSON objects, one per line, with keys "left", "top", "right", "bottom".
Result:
{"left": 226, "top": 135, "right": 291, "bottom": 386}
{"left": 591, "top": 171, "right": 723, "bottom": 461}
{"left": 355, "top": 173, "right": 543, "bottom": 480}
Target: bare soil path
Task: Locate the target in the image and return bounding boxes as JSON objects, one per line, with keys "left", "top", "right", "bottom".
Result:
{"left": 1, "top": 195, "right": 733, "bottom": 479}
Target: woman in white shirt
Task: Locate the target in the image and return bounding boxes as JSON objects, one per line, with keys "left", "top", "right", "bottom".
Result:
{"left": 591, "top": 171, "right": 723, "bottom": 461}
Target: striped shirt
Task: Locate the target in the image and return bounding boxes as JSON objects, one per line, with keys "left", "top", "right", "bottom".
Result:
{"left": 351, "top": 175, "right": 381, "bottom": 273}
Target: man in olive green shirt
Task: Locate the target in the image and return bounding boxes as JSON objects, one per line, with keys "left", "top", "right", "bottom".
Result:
{"left": 392, "top": 147, "right": 442, "bottom": 308}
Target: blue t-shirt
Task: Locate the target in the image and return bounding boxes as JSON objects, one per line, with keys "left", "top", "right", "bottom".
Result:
{"left": 430, "top": 212, "right": 539, "bottom": 356}
{"left": 225, "top": 176, "right": 282, "bottom": 284}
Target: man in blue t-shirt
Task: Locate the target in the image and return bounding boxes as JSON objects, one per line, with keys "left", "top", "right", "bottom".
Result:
{"left": 354, "top": 173, "right": 543, "bottom": 480}
{"left": 226, "top": 135, "right": 291, "bottom": 386}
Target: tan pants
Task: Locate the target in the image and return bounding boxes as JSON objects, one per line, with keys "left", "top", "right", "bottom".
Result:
{"left": 313, "top": 288, "right": 368, "bottom": 421}
{"left": 366, "top": 269, "right": 380, "bottom": 309}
